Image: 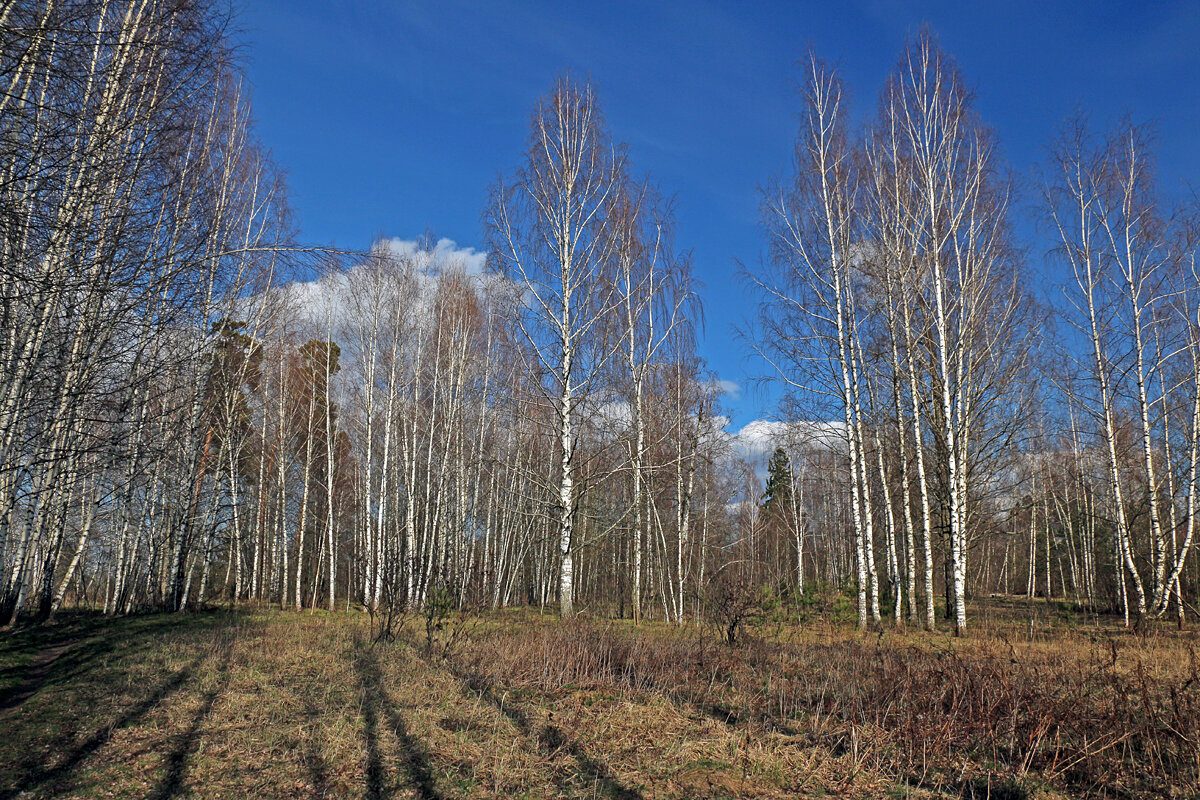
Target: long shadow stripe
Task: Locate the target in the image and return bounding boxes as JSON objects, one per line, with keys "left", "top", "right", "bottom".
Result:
{"left": 445, "top": 658, "right": 642, "bottom": 800}
{"left": 147, "top": 637, "right": 236, "bottom": 800}
{"left": 355, "top": 643, "right": 443, "bottom": 800}
{"left": 1, "top": 657, "right": 202, "bottom": 800}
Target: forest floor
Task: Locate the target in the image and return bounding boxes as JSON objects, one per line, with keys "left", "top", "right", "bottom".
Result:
{"left": 0, "top": 598, "right": 1196, "bottom": 799}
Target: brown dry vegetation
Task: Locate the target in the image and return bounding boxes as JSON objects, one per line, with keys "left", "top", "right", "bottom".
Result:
{"left": 0, "top": 602, "right": 1197, "bottom": 799}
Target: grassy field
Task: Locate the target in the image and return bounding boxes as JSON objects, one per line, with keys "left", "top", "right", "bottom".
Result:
{"left": 0, "top": 601, "right": 1197, "bottom": 799}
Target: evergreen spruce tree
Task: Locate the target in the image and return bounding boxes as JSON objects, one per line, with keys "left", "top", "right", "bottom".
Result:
{"left": 762, "top": 447, "right": 793, "bottom": 515}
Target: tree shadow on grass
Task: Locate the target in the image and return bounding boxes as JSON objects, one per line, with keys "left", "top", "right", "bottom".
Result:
{"left": 0, "top": 639, "right": 74, "bottom": 715}
{"left": 702, "top": 700, "right": 797, "bottom": 737}
{"left": 0, "top": 611, "right": 249, "bottom": 800}
{"left": 0, "top": 655, "right": 202, "bottom": 800}
{"left": 354, "top": 643, "right": 443, "bottom": 800}
{"left": 146, "top": 634, "right": 237, "bottom": 800}
{"left": 902, "top": 773, "right": 1039, "bottom": 800}
{"left": 451, "top": 665, "right": 642, "bottom": 800}
{"left": 0, "top": 611, "right": 234, "bottom": 717}
{"left": 299, "top": 689, "right": 331, "bottom": 798}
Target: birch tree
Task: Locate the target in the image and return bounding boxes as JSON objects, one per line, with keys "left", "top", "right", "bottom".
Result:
{"left": 755, "top": 55, "right": 880, "bottom": 628}
{"left": 487, "top": 77, "right": 622, "bottom": 617}
{"left": 1047, "top": 117, "right": 1200, "bottom": 622}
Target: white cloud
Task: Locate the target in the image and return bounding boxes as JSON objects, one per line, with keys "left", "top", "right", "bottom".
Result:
{"left": 373, "top": 237, "right": 487, "bottom": 276}
{"left": 713, "top": 378, "right": 741, "bottom": 400}
{"left": 265, "top": 237, "right": 498, "bottom": 332}
{"left": 593, "top": 398, "right": 631, "bottom": 429}
{"left": 731, "top": 418, "right": 847, "bottom": 466}
{"left": 280, "top": 271, "right": 350, "bottom": 330}
{"left": 733, "top": 419, "right": 791, "bottom": 463}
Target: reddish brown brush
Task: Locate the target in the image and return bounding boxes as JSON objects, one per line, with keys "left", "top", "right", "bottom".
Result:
{"left": 459, "top": 620, "right": 1200, "bottom": 798}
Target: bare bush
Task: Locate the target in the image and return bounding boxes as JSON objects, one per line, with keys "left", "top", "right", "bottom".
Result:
{"left": 703, "top": 569, "right": 775, "bottom": 646}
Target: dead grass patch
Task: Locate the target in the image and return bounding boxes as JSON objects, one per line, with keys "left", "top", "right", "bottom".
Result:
{"left": 2, "top": 606, "right": 1195, "bottom": 798}
{"left": 454, "top": 615, "right": 1200, "bottom": 799}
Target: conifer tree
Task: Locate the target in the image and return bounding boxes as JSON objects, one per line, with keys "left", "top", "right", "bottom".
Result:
{"left": 761, "top": 447, "right": 793, "bottom": 515}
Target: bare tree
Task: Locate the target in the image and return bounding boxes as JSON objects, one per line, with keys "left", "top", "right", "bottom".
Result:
{"left": 754, "top": 55, "right": 880, "bottom": 628}
{"left": 1046, "top": 117, "right": 1200, "bottom": 622}
{"left": 487, "top": 77, "right": 623, "bottom": 617}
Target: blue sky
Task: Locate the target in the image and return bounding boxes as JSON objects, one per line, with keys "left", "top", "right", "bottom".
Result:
{"left": 237, "top": 0, "right": 1200, "bottom": 430}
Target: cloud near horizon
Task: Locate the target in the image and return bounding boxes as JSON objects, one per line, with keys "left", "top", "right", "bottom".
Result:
{"left": 733, "top": 418, "right": 846, "bottom": 466}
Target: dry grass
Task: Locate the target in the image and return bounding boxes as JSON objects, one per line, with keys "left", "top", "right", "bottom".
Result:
{"left": 455, "top": 607, "right": 1200, "bottom": 799}
{"left": 0, "top": 603, "right": 1196, "bottom": 798}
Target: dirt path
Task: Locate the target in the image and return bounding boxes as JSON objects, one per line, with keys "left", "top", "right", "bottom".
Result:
{"left": 0, "top": 639, "right": 75, "bottom": 718}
